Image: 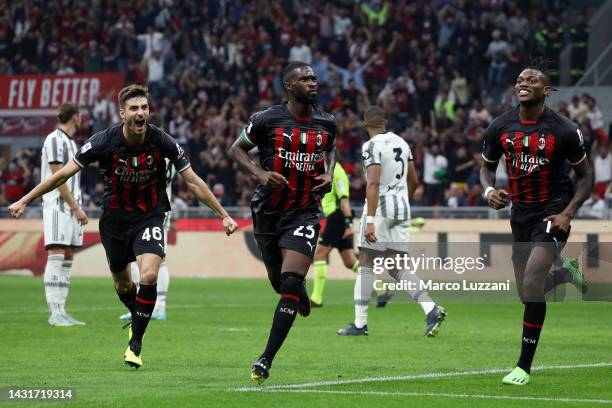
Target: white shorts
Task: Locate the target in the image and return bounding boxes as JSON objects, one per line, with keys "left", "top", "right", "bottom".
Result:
{"left": 357, "top": 215, "right": 410, "bottom": 253}
{"left": 43, "top": 208, "right": 83, "bottom": 249}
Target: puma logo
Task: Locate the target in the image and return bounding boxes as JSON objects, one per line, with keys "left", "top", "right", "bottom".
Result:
{"left": 306, "top": 241, "right": 314, "bottom": 251}
{"left": 283, "top": 132, "right": 292, "bottom": 140}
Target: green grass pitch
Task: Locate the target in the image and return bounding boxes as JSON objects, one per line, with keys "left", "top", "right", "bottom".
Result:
{"left": 1, "top": 276, "right": 610, "bottom": 407}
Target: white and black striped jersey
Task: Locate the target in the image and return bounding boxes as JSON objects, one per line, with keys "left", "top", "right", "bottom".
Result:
{"left": 41, "top": 129, "right": 81, "bottom": 213}
{"left": 361, "top": 132, "right": 412, "bottom": 221}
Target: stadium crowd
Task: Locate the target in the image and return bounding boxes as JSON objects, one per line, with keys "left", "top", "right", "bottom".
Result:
{"left": 0, "top": 0, "right": 609, "bottom": 214}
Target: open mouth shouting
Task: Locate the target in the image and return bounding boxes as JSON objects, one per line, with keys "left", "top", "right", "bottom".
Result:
{"left": 134, "top": 117, "right": 146, "bottom": 133}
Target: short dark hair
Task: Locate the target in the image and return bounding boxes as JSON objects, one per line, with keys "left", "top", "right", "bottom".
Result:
{"left": 118, "top": 84, "right": 149, "bottom": 108}
{"left": 57, "top": 102, "right": 79, "bottom": 124}
{"left": 148, "top": 112, "right": 163, "bottom": 128}
{"left": 363, "top": 105, "right": 386, "bottom": 127}
{"left": 282, "top": 61, "right": 311, "bottom": 83}
{"left": 523, "top": 56, "right": 556, "bottom": 89}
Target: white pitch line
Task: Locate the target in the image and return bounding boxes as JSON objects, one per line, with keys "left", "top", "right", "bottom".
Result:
{"left": 252, "top": 389, "right": 612, "bottom": 405}
{"left": 236, "top": 361, "right": 612, "bottom": 391}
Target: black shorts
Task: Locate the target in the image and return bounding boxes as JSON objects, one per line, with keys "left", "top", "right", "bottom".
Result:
{"left": 319, "top": 210, "right": 353, "bottom": 251}
{"left": 510, "top": 203, "right": 571, "bottom": 260}
{"left": 253, "top": 208, "right": 321, "bottom": 265}
{"left": 99, "top": 213, "right": 166, "bottom": 273}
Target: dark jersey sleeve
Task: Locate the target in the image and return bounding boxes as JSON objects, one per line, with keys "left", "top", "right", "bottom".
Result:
{"left": 322, "top": 116, "right": 337, "bottom": 151}
{"left": 73, "top": 131, "right": 106, "bottom": 167}
{"left": 240, "top": 111, "right": 266, "bottom": 147}
{"left": 481, "top": 121, "right": 503, "bottom": 163}
{"left": 563, "top": 124, "right": 588, "bottom": 165}
{"left": 158, "top": 129, "right": 191, "bottom": 173}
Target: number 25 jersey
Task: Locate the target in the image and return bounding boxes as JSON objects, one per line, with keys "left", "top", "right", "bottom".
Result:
{"left": 241, "top": 103, "right": 336, "bottom": 215}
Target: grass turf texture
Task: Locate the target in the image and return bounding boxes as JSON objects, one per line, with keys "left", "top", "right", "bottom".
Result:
{"left": 0, "top": 276, "right": 610, "bottom": 407}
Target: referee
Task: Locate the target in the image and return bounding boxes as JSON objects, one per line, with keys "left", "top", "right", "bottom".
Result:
{"left": 311, "top": 162, "right": 359, "bottom": 307}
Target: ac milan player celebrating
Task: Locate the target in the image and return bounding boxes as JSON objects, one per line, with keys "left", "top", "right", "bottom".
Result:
{"left": 229, "top": 62, "right": 336, "bottom": 383}
{"left": 9, "top": 85, "right": 238, "bottom": 369}
{"left": 481, "top": 67, "right": 591, "bottom": 385}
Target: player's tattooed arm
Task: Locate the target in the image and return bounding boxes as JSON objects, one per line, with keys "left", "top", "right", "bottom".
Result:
{"left": 312, "top": 147, "right": 336, "bottom": 194}
{"left": 228, "top": 136, "right": 288, "bottom": 187}
{"left": 179, "top": 167, "right": 238, "bottom": 236}
{"left": 480, "top": 161, "right": 509, "bottom": 210}
{"left": 9, "top": 160, "right": 81, "bottom": 219}
{"left": 544, "top": 159, "right": 592, "bottom": 232}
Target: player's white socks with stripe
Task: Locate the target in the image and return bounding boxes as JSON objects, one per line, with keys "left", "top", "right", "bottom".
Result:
{"left": 155, "top": 262, "right": 169, "bottom": 312}
{"left": 395, "top": 269, "right": 435, "bottom": 315}
{"left": 44, "top": 254, "right": 65, "bottom": 316}
{"left": 58, "top": 259, "right": 72, "bottom": 315}
{"left": 354, "top": 266, "right": 374, "bottom": 328}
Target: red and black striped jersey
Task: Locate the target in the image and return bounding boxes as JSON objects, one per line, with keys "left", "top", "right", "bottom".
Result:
{"left": 74, "top": 124, "right": 190, "bottom": 223}
{"left": 241, "top": 103, "right": 336, "bottom": 214}
{"left": 482, "top": 106, "right": 587, "bottom": 206}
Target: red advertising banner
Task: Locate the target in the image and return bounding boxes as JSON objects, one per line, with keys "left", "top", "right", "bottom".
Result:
{"left": 0, "top": 72, "right": 125, "bottom": 113}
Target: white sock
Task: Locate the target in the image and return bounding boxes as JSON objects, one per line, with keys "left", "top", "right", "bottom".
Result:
{"left": 396, "top": 269, "right": 436, "bottom": 315}
{"left": 58, "top": 259, "right": 72, "bottom": 315}
{"left": 130, "top": 262, "right": 140, "bottom": 290}
{"left": 44, "top": 254, "right": 64, "bottom": 316}
{"left": 155, "top": 261, "right": 169, "bottom": 313}
{"left": 354, "top": 266, "right": 374, "bottom": 328}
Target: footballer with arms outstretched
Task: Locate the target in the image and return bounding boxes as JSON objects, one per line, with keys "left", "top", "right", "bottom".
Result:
{"left": 10, "top": 85, "right": 238, "bottom": 369}
{"left": 229, "top": 62, "right": 336, "bottom": 383}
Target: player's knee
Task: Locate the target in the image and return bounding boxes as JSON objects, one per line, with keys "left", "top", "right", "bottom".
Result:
{"left": 279, "top": 273, "right": 304, "bottom": 298}
{"left": 139, "top": 268, "right": 157, "bottom": 285}
{"left": 115, "top": 279, "right": 132, "bottom": 293}
{"left": 522, "top": 275, "right": 545, "bottom": 301}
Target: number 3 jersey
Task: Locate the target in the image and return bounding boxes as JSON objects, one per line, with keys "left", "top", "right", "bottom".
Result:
{"left": 362, "top": 132, "right": 413, "bottom": 221}
{"left": 241, "top": 103, "right": 336, "bottom": 215}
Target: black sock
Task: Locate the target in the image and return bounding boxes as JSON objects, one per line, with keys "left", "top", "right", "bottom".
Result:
{"left": 131, "top": 283, "right": 157, "bottom": 350}
{"left": 261, "top": 273, "right": 303, "bottom": 363}
{"left": 517, "top": 302, "right": 546, "bottom": 373}
{"left": 116, "top": 282, "right": 137, "bottom": 314}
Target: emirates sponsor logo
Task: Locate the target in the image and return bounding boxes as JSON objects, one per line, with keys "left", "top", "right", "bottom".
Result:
{"left": 509, "top": 152, "right": 549, "bottom": 173}
{"left": 277, "top": 147, "right": 323, "bottom": 172}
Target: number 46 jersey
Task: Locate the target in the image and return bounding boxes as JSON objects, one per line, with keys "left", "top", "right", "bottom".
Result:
{"left": 362, "top": 132, "right": 412, "bottom": 221}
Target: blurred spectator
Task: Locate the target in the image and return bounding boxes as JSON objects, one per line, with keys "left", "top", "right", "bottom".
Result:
{"left": 593, "top": 144, "right": 611, "bottom": 199}
{"left": 507, "top": 9, "right": 530, "bottom": 49}
{"left": 539, "top": 15, "right": 564, "bottom": 85}
{"left": 585, "top": 97, "right": 604, "bottom": 131}
{"left": 569, "top": 14, "right": 590, "bottom": 84}
{"left": 469, "top": 100, "right": 492, "bottom": 127}
{"left": 288, "top": 37, "right": 312, "bottom": 64}
{"left": 567, "top": 95, "right": 588, "bottom": 123}
{"left": 485, "top": 29, "right": 511, "bottom": 91}
{"left": 580, "top": 191, "right": 606, "bottom": 219}
{"left": 423, "top": 144, "right": 448, "bottom": 206}
{"left": 1, "top": 161, "right": 29, "bottom": 203}
{"left": 448, "top": 146, "right": 474, "bottom": 192}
